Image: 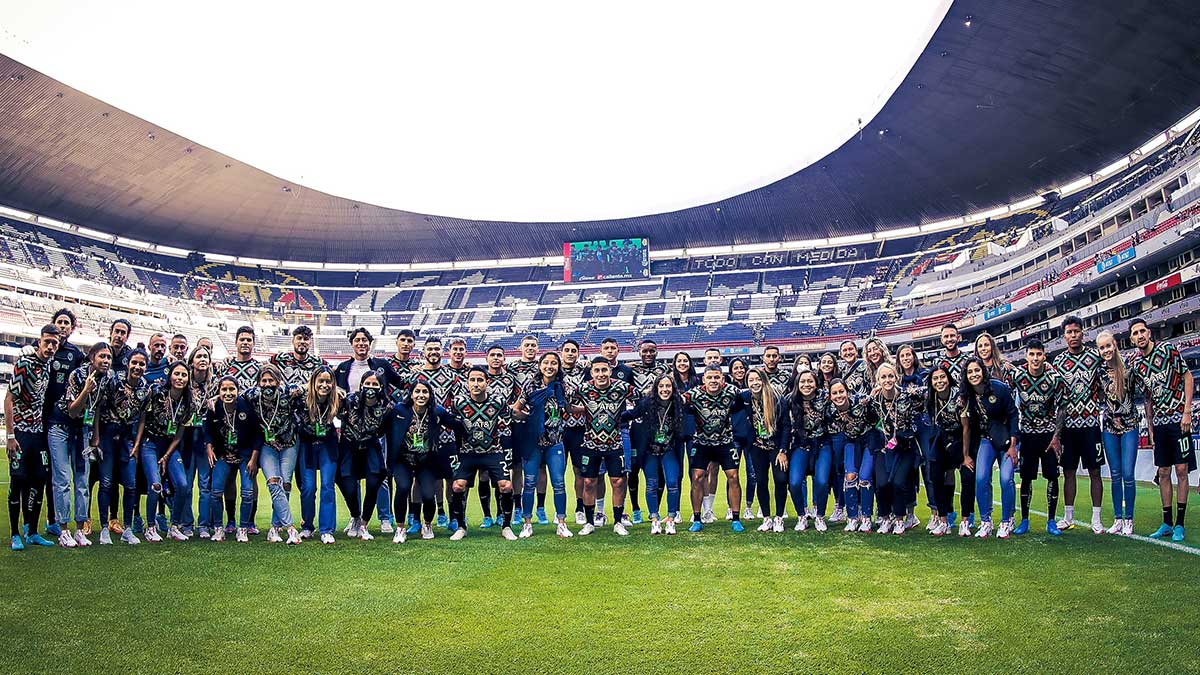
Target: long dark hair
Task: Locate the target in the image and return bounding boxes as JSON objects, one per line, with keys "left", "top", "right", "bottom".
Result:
{"left": 164, "top": 361, "right": 194, "bottom": 412}
{"left": 536, "top": 351, "right": 563, "bottom": 387}
{"left": 728, "top": 357, "right": 749, "bottom": 388}
{"left": 958, "top": 356, "right": 992, "bottom": 421}
{"left": 788, "top": 369, "right": 819, "bottom": 441}
{"left": 815, "top": 352, "right": 841, "bottom": 390}
{"left": 356, "top": 371, "right": 386, "bottom": 419}
{"left": 649, "top": 374, "right": 685, "bottom": 437}
{"left": 670, "top": 352, "right": 697, "bottom": 391}
{"left": 924, "top": 365, "right": 954, "bottom": 416}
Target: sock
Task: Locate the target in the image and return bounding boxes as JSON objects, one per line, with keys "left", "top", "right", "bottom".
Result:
{"left": 1177, "top": 502, "right": 1187, "bottom": 528}
{"left": 500, "top": 491, "right": 515, "bottom": 529}
{"left": 1046, "top": 479, "right": 1059, "bottom": 520}
{"left": 597, "top": 497, "right": 606, "bottom": 514}
{"left": 693, "top": 511, "right": 702, "bottom": 523}
{"left": 1162, "top": 506, "right": 1174, "bottom": 527}
{"left": 575, "top": 498, "right": 584, "bottom": 514}
{"left": 732, "top": 506, "right": 741, "bottom": 522}
{"left": 1019, "top": 482, "right": 1032, "bottom": 520}
{"left": 702, "top": 494, "right": 714, "bottom": 513}
{"left": 1064, "top": 505, "right": 1074, "bottom": 522}
{"left": 450, "top": 492, "right": 467, "bottom": 530}
{"left": 614, "top": 505, "right": 624, "bottom": 524}
{"left": 8, "top": 487, "right": 20, "bottom": 535}
{"left": 513, "top": 491, "right": 522, "bottom": 515}
{"left": 584, "top": 504, "right": 595, "bottom": 525}
{"left": 1092, "top": 506, "right": 1101, "bottom": 521}
{"left": 479, "top": 482, "right": 492, "bottom": 518}
{"left": 536, "top": 491, "right": 546, "bottom": 510}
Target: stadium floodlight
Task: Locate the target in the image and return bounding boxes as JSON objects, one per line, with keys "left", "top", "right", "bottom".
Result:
{"left": 1097, "top": 156, "right": 1130, "bottom": 178}
{"left": 154, "top": 245, "right": 191, "bottom": 257}
{"left": 364, "top": 263, "right": 410, "bottom": 271}
{"left": 1171, "top": 106, "right": 1200, "bottom": 134}
{"left": 1008, "top": 195, "right": 1045, "bottom": 211}
{"left": 281, "top": 260, "right": 327, "bottom": 269}
{"left": 237, "top": 256, "right": 279, "bottom": 266}
{"left": 410, "top": 262, "right": 451, "bottom": 271}
{"left": 649, "top": 248, "right": 686, "bottom": 259}
{"left": 323, "top": 263, "right": 359, "bottom": 271}
{"left": 75, "top": 226, "right": 116, "bottom": 242}
{"left": 453, "top": 259, "right": 499, "bottom": 269}
{"left": 781, "top": 238, "right": 828, "bottom": 248}
{"left": 873, "top": 226, "right": 920, "bottom": 240}
{"left": 1058, "top": 175, "right": 1094, "bottom": 194}
{"left": 36, "top": 216, "right": 72, "bottom": 230}
{"left": 734, "top": 242, "right": 783, "bottom": 253}
{"left": 1139, "top": 132, "right": 1168, "bottom": 156}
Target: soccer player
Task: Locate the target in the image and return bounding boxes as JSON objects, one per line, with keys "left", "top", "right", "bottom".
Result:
{"left": 699, "top": 348, "right": 725, "bottom": 523}
{"left": 760, "top": 346, "right": 790, "bottom": 396}
{"left": 1128, "top": 318, "right": 1194, "bottom": 542}
{"left": 6, "top": 325, "right": 61, "bottom": 549}
{"left": 683, "top": 366, "right": 748, "bottom": 532}
{"left": 559, "top": 339, "right": 590, "bottom": 525}
{"left": 483, "top": 344, "right": 522, "bottom": 528}
{"left": 514, "top": 352, "right": 571, "bottom": 538}
{"left": 388, "top": 380, "right": 458, "bottom": 542}
{"left": 570, "top": 357, "right": 637, "bottom": 535}
{"left": 43, "top": 309, "right": 84, "bottom": 539}
{"left": 143, "top": 333, "right": 171, "bottom": 384}
{"left": 1009, "top": 339, "right": 1066, "bottom": 536}
{"left": 386, "top": 329, "right": 418, "bottom": 395}
{"left": 507, "top": 336, "right": 542, "bottom": 523}
{"left": 830, "top": 378, "right": 877, "bottom": 532}
{"left": 839, "top": 340, "right": 867, "bottom": 396}
{"left": 1096, "top": 330, "right": 1141, "bottom": 536}
{"left": 131, "top": 361, "right": 193, "bottom": 542}
{"left": 935, "top": 323, "right": 969, "bottom": 384}
{"left": 1053, "top": 315, "right": 1106, "bottom": 534}
{"left": 168, "top": 334, "right": 189, "bottom": 363}
{"left": 204, "top": 376, "right": 259, "bottom": 543}
{"left": 446, "top": 337, "right": 471, "bottom": 380}
{"left": 96, "top": 348, "right": 149, "bottom": 544}
{"left": 960, "top": 357, "right": 1020, "bottom": 539}
{"left": 55, "top": 342, "right": 115, "bottom": 546}
{"left": 270, "top": 325, "right": 327, "bottom": 389}
{"left": 217, "top": 325, "right": 262, "bottom": 533}
{"left": 627, "top": 339, "right": 666, "bottom": 524}
{"left": 448, "top": 366, "right": 517, "bottom": 541}
{"left": 896, "top": 344, "right": 930, "bottom": 531}
{"left": 294, "top": 365, "right": 340, "bottom": 544}
{"left": 924, "top": 367, "right": 963, "bottom": 536}
{"left": 181, "top": 345, "right": 218, "bottom": 538}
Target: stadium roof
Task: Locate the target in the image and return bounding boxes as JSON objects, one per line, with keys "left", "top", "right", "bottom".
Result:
{"left": 0, "top": 0, "right": 1198, "bottom": 264}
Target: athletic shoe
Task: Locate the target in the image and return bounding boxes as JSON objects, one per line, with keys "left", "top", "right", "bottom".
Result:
{"left": 926, "top": 518, "right": 936, "bottom": 532}
{"left": 502, "top": 527, "right": 518, "bottom": 541}
{"left": 319, "top": 532, "right": 335, "bottom": 544}
{"left": 725, "top": 508, "right": 734, "bottom": 521}
{"left": 830, "top": 506, "right": 845, "bottom": 523}
{"left": 168, "top": 525, "right": 188, "bottom": 542}
{"left": 266, "top": 527, "right": 283, "bottom": 543}
{"left": 1046, "top": 521, "right": 1061, "bottom": 536}
{"left": 578, "top": 524, "right": 595, "bottom": 536}
{"left": 1172, "top": 525, "right": 1186, "bottom": 542}
{"left": 286, "top": 528, "right": 301, "bottom": 545}
{"left": 1121, "top": 519, "right": 1134, "bottom": 536}
{"left": 142, "top": 527, "right": 162, "bottom": 542}
{"left": 198, "top": 527, "right": 211, "bottom": 539}
{"left": 613, "top": 522, "right": 630, "bottom": 536}
{"left": 893, "top": 520, "right": 906, "bottom": 536}
{"left": 46, "top": 523, "right": 62, "bottom": 538}
{"left": 575, "top": 511, "right": 586, "bottom": 525}
{"left": 700, "top": 510, "right": 713, "bottom": 525}
{"left": 620, "top": 515, "right": 633, "bottom": 528}
{"left": 958, "top": 521, "right": 971, "bottom": 537}
{"left": 99, "top": 528, "right": 112, "bottom": 545}
{"left": 512, "top": 512, "right": 524, "bottom": 527}
{"left": 236, "top": 528, "right": 249, "bottom": 543}
{"left": 1105, "top": 520, "right": 1123, "bottom": 535}
{"left": 975, "top": 521, "right": 993, "bottom": 538}
{"left": 211, "top": 527, "right": 225, "bottom": 542}
{"left": 247, "top": 525, "right": 260, "bottom": 536}
{"left": 858, "top": 518, "right": 873, "bottom": 533}
{"left": 773, "top": 516, "right": 785, "bottom": 533}
{"left": 344, "top": 518, "right": 360, "bottom": 538}
{"left": 794, "top": 516, "right": 808, "bottom": 532}
{"left": 730, "top": 520, "right": 745, "bottom": 533}
{"left": 1090, "top": 514, "right": 1104, "bottom": 534}
{"left": 121, "top": 529, "right": 141, "bottom": 545}
{"left": 905, "top": 514, "right": 920, "bottom": 530}
{"left": 436, "top": 513, "right": 449, "bottom": 528}
{"left": 688, "top": 521, "right": 703, "bottom": 533}
{"left": 221, "top": 521, "right": 233, "bottom": 536}
{"left": 814, "top": 516, "right": 828, "bottom": 532}
{"left": 946, "top": 511, "right": 957, "bottom": 528}
{"left": 11, "top": 535, "right": 24, "bottom": 551}
{"left": 1013, "top": 520, "right": 1030, "bottom": 536}
{"left": 392, "top": 529, "right": 406, "bottom": 544}
{"left": 58, "top": 531, "right": 77, "bottom": 548}
{"left": 1056, "top": 517, "right": 1075, "bottom": 531}
{"left": 82, "top": 520, "right": 93, "bottom": 536}
{"left": 757, "top": 507, "right": 765, "bottom": 520}
{"left": 406, "top": 520, "right": 421, "bottom": 535}
{"left": 74, "top": 530, "right": 92, "bottom": 547}
{"left": 519, "top": 522, "right": 534, "bottom": 539}
{"left": 878, "top": 518, "right": 893, "bottom": 535}
{"left": 180, "top": 525, "right": 194, "bottom": 537}
{"left": 631, "top": 510, "right": 643, "bottom": 525}
{"left": 757, "top": 519, "right": 773, "bottom": 532}
{"left": 664, "top": 520, "right": 677, "bottom": 535}
{"left": 421, "top": 524, "right": 435, "bottom": 540}
{"left": 557, "top": 521, "right": 574, "bottom": 538}
{"left": 595, "top": 512, "right": 608, "bottom": 527}
{"left": 480, "top": 516, "right": 495, "bottom": 529}
{"left": 299, "top": 528, "right": 313, "bottom": 540}
{"left": 843, "top": 519, "right": 858, "bottom": 533}
{"left": 380, "top": 519, "right": 394, "bottom": 534}
{"left": 996, "top": 521, "right": 1012, "bottom": 539}
{"left": 537, "top": 508, "right": 550, "bottom": 525}
{"left": 931, "top": 521, "right": 947, "bottom": 536}
{"left": 359, "top": 526, "right": 374, "bottom": 541}
{"left": 107, "top": 519, "right": 124, "bottom": 535}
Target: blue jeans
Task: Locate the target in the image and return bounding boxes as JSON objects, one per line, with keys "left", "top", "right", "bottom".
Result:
{"left": 298, "top": 439, "right": 338, "bottom": 534}
{"left": 522, "top": 443, "right": 567, "bottom": 519}
{"left": 98, "top": 423, "right": 138, "bottom": 526}
{"left": 48, "top": 424, "right": 89, "bottom": 526}
{"left": 915, "top": 422, "right": 940, "bottom": 512}
{"left": 787, "top": 447, "right": 811, "bottom": 514}
{"left": 210, "top": 458, "right": 254, "bottom": 528}
{"left": 643, "top": 452, "right": 682, "bottom": 518}
{"left": 181, "top": 427, "right": 212, "bottom": 529}
{"left": 810, "top": 440, "right": 833, "bottom": 517}
{"left": 1103, "top": 430, "right": 1138, "bottom": 519}
{"left": 975, "top": 438, "right": 1016, "bottom": 523}
{"left": 740, "top": 441, "right": 757, "bottom": 508}
{"left": 140, "top": 436, "right": 189, "bottom": 526}
{"left": 259, "top": 442, "right": 299, "bottom": 529}
{"left": 837, "top": 434, "right": 874, "bottom": 519}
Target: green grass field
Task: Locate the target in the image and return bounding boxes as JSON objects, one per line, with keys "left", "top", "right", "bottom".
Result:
{"left": 1, "top": 460, "right": 1198, "bottom": 674}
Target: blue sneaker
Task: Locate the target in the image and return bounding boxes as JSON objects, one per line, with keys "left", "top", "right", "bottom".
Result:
{"left": 45, "top": 523, "right": 61, "bottom": 538}
{"left": 11, "top": 535, "right": 24, "bottom": 551}
{"left": 731, "top": 520, "right": 745, "bottom": 533}
{"left": 448, "top": 518, "right": 459, "bottom": 532}
{"left": 968, "top": 513, "right": 976, "bottom": 529}
{"left": 947, "top": 511, "right": 958, "bottom": 528}
{"left": 1013, "top": 519, "right": 1029, "bottom": 536}
{"left": 406, "top": 520, "right": 420, "bottom": 535}
{"left": 1149, "top": 523, "right": 1174, "bottom": 539}
{"left": 1047, "top": 521, "right": 1062, "bottom": 536}
{"left": 536, "top": 508, "right": 549, "bottom": 525}
{"left": 480, "top": 516, "right": 494, "bottom": 529}
{"left": 631, "top": 509, "right": 644, "bottom": 525}
{"left": 436, "top": 513, "right": 448, "bottom": 528}
{"left": 133, "top": 516, "right": 146, "bottom": 535}
{"left": 688, "top": 521, "right": 703, "bottom": 532}
{"left": 512, "top": 512, "right": 524, "bottom": 527}
{"left": 27, "top": 534, "right": 55, "bottom": 547}
{"left": 406, "top": 513, "right": 417, "bottom": 529}
{"left": 155, "top": 515, "right": 169, "bottom": 532}
{"left": 1172, "top": 525, "right": 1185, "bottom": 542}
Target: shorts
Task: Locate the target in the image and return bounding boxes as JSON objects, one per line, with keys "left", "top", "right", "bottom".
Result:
{"left": 1152, "top": 423, "right": 1196, "bottom": 469}
{"left": 11, "top": 431, "right": 49, "bottom": 481}
{"left": 1018, "top": 431, "right": 1059, "bottom": 481}
{"left": 1059, "top": 426, "right": 1104, "bottom": 471}
{"left": 451, "top": 450, "right": 512, "bottom": 484}
{"left": 688, "top": 442, "right": 739, "bottom": 473}
{"left": 564, "top": 427, "right": 585, "bottom": 470}
{"left": 579, "top": 448, "right": 625, "bottom": 479}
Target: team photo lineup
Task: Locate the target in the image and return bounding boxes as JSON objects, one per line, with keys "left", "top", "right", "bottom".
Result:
{"left": 6, "top": 309, "right": 1194, "bottom": 550}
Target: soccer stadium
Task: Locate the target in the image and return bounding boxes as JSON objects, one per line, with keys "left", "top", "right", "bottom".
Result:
{"left": 1, "top": 2, "right": 1200, "bottom": 673}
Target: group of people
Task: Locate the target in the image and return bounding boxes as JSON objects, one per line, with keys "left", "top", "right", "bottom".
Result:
{"left": 4, "top": 309, "right": 1195, "bottom": 551}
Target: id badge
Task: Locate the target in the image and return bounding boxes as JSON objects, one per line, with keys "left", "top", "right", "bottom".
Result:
{"left": 410, "top": 432, "right": 427, "bottom": 452}
{"left": 756, "top": 422, "right": 768, "bottom": 438}
{"left": 265, "top": 430, "right": 276, "bottom": 445}
{"left": 190, "top": 411, "right": 201, "bottom": 427}
{"left": 654, "top": 429, "right": 668, "bottom": 444}
{"left": 226, "top": 430, "right": 237, "bottom": 447}
{"left": 83, "top": 409, "right": 95, "bottom": 426}
{"left": 167, "top": 420, "right": 177, "bottom": 436}
{"left": 314, "top": 422, "right": 326, "bottom": 437}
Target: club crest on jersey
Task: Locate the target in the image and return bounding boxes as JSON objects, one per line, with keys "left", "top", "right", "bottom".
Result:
{"left": 988, "top": 395, "right": 997, "bottom": 404}
{"left": 238, "top": 412, "right": 247, "bottom": 420}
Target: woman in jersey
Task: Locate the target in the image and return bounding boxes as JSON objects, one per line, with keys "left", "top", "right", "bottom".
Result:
{"left": 960, "top": 357, "right": 1020, "bottom": 539}
{"left": 1096, "top": 330, "right": 1140, "bottom": 535}
{"left": 624, "top": 374, "right": 690, "bottom": 534}
{"left": 58, "top": 342, "right": 114, "bottom": 546}
{"left": 295, "top": 366, "right": 344, "bottom": 544}
{"left": 742, "top": 369, "right": 786, "bottom": 532}
{"left": 389, "top": 379, "right": 458, "bottom": 542}
{"left": 974, "top": 333, "right": 1013, "bottom": 386}
{"left": 670, "top": 351, "right": 700, "bottom": 393}
{"left": 815, "top": 353, "right": 841, "bottom": 391}
{"left": 778, "top": 369, "right": 833, "bottom": 532}
{"left": 184, "top": 346, "right": 218, "bottom": 538}
{"left": 515, "top": 352, "right": 570, "bottom": 538}
{"left": 728, "top": 358, "right": 757, "bottom": 520}
{"left": 338, "top": 371, "right": 392, "bottom": 541}
{"left": 96, "top": 348, "right": 149, "bottom": 544}
{"left": 863, "top": 338, "right": 893, "bottom": 391}
{"left": 827, "top": 378, "right": 876, "bottom": 532}
{"left": 870, "top": 362, "right": 924, "bottom": 535}
{"left": 250, "top": 363, "right": 304, "bottom": 544}
{"left": 132, "top": 361, "right": 193, "bottom": 542}
{"left": 925, "top": 366, "right": 964, "bottom": 536}
{"left": 204, "top": 376, "right": 260, "bottom": 543}
{"left": 896, "top": 344, "right": 933, "bottom": 531}
{"left": 814, "top": 352, "right": 846, "bottom": 522}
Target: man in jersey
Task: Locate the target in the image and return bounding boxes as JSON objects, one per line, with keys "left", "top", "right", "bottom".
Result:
{"left": 1129, "top": 318, "right": 1195, "bottom": 542}
{"left": 559, "top": 339, "right": 590, "bottom": 524}
{"left": 628, "top": 339, "right": 667, "bottom": 525}
{"left": 143, "top": 333, "right": 171, "bottom": 384}
{"left": 684, "top": 366, "right": 749, "bottom": 532}
{"left": 933, "top": 325, "right": 967, "bottom": 528}
{"left": 479, "top": 345, "right": 522, "bottom": 528}
{"left": 761, "top": 345, "right": 790, "bottom": 395}
{"left": 42, "top": 309, "right": 84, "bottom": 538}
{"left": 700, "top": 348, "right": 725, "bottom": 522}
{"left": 1010, "top": 339, "right": 1067, "bottom": 535}
{"left": 447, "top": 337, "right": 470, "bottom": 380}
{"left": 168, "top": 334, "right": 189, "bottom": 363}
{"left": 109, "top": 318, "right": 134, "bottom": 373}
{"left": 595, "top": 337, "right": 634, "bottom": 526}
{"left": 508, "top": 336, "right": 544, "bottom": 523}
{"left": 569, "top": 357, "right": 637, "bottom": 535}
{"left": 410, "top": 337, "right": 466, "bottom": 531}
{"left": 271, "top": 325, "right": 327, "bottom": 389}
{"left": 6, "top": 325, "right": 60, "bottom": 549}
{"left": 216, "top": 325, "right": 262, "bottom": 533}
{"left": 1053, "top": 315, "right": 1107, "bottom": 534}
{"left": 386, "top": 329, "right": 417, "bottom": 401}
{"left": 448, "top": 366, "right": 517, "bottom": 541}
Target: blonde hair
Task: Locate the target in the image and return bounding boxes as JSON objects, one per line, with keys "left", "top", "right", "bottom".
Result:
{"left": 974, "top": 332, "right": 1010, "bottom": 380}
{"left": 305, "top": 366, "right": 341, "bottom": 426}
{"left": 749, "top": 368, "right": 777, "bottom": 435}
{"left": 1096, "top": 330, "right": 1126, "bottom": 400}
{"left": 863, "top": 338, "right": 894, "bottom": 387}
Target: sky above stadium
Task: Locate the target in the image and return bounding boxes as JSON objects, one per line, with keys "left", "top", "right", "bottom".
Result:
{"left": 0, "top": 1, "right": 948, "bottom": 223}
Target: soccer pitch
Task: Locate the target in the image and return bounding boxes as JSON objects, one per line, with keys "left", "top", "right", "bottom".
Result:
{"left": 1, "top": 465, "right": 1197, "bottom": 674}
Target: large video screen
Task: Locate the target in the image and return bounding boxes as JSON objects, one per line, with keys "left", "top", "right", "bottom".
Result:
{"left": 563, "top": 238, "right": 649, "bottom": 283}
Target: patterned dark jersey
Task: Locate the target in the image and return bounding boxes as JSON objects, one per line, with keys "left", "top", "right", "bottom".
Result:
{"left": 573, "top": 380, "right": 637, "bottom": 452}
{"left": 447, "top": 364, "right": 471, "bottom": 381}
{"left": 783, "top": 391, "right": 830, "bottom": 442}
{"left": 186, "top": 374, "right": 220, "bottom": 428}
{"left": 937, "top": 351, "right": 970, "bottom": 385}
{"left": 561, "top": 363, "right": 589, "bottom": 428}
{"left": 684, "top": 384, "right": 746, "bottom": 447}
{"left": 518, "top": 378, "right": 564, "bottom": 448}
{"left": 270, "top": 352, "right": 328, "bottom": 389}
{"left": 763, "top": 368, "right": 791, "bottom": 397}
{"left": 110, "top": 344, "right": 134, "bottom": 374}
{"left": 984, "top": 360, "right": 1014, "bottom": 389}
{"left": 1098, "top": 364, "right": 1142, "bottom": 435}
{"left": 451, "top": 394, "right": 511, "bottom": 454}
{"left": 827, "top": 394, "right": 875, "bottom": 439}
{"left": 486, "top": 369, "right": 522, "bottom": 406}
{"left": 841, "top": 359, "right": 869, "bottom": 397}
{"left": 1053, "top": 348, "right": 1103, "bottom": 429}
{"left": 929, "top": 388, "right": 965, "bottom": 437}
{"left": 57, "top": 365, "right": 116, "bottom": 427}
{"left": 385, "top": 355, "right": 416, "bottom": 401}
{"left": 294, "top": 393, "right": 343, "bottom": 441}
{"left": 341, "top": 392, "right": 391, "bottom": 443}
{"left": 873, "top": 387, "right": 926, "bottom": 439}
{"left": 99, "top": 374, "right": 150, "bottom": 425}
{"left": 1130, "top": 342, "right": 1190, "bottom": 426}
{"left": 243, "top": 385, "right": 301, "bottom": 448}
{"left": 9, "top": 354, "right": 52, "bottom": 433}
{"left": 217, "top": 357, "right": 262, "bottom": 392}
{"left": 409, "top": 366, "right": 465, "bottom": 444}
{"left": 141, "top": 383, "right": 190, "bottom": 439}
{"left": 507, "top": 360, "right": 540, "bottom": 388}
{"left": 629, "top": 362, "right": 668, "bottom": 395}
{"left": 1010, "top": 366, "right": 1066, "bottom": 434}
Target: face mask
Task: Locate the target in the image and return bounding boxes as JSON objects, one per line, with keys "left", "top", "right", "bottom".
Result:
{"left": 363, "top": 387, "right": 380, "bottom": 398}
{"left": 261, "top": 385, "right": 278, "bottom": 397}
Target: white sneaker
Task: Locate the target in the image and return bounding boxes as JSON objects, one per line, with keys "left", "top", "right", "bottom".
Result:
{"left": 144, "top": 527, "right": 163, "bottom": 543}
{"left": 557, "top": 521, "right": 574, "bottom": 538}
{"left": 99, "top": 528, "right": 112, "bottom": 545}
{"left": 830, "top": 506, "right": 845, "bottom": 523}
{"left": 756, "top": 507, "right": 764, "bottom": 520}
{"left": 997, "top": 521, "right": 1012, "bottom": 539}
{"left": 421, "top": 524, "right": 435, "bottom": 540}
{"left": 975, "top": 521, "right": 993, "bottom": 538}
{"left": 501, "top": 527, "right": 518, "bottom": 541}
{"left": 58, "top": 531, "right": 77, "bottom": 548}
{"left": 1121, "top": 519, "right": 1134, "bottom": 536}
{"left": 450, "top": 528, "right": 467, "bottom": 541}
{"left": 1056, "top": 517, "right": 1073, "bottom": 531}
{"left": 1105, "top": 519, "right": 1123, "bottom": 535}
{"left": 794, "top": 515, "right": 808, "bottom": 532}
{"left": 575, "top": 511, "right": 586, "bottom": 525}
{"left": 613, "top": 522, "right": 629, "bottom": 536}
{"left": 236, "top": 528, "right": 249, "bottom": 543}
{"left": 652, "top": 519, "right": 665, "bottom": 535}
{"left": 345, "top": 518, "right": 360, "bottom": 538}
{"left": 320, "top": 532, "right": 335, "bottom": 544}
{"left": 519, "top": 522, "right": 534, "bottom": 539}
{"left": 893, "top": 519, "right": 906, "bottom": 536}
{"left": 380, "top": 520, "right": 394, "bottom": 534}
{"left": 701, "top": 510, "right": 715, "bottom": 524}
{"left": 621, "top": 515, "right": 633, "bottom": 528}
{"left": 926, "top": 517, "right": 936, "bottom": 532}
{"left": 167, "top": 525, "right": 188, "bottom": 542}
{"left": 211, "top": 527, "right": 225, "bottom": 542}
{"left": 958, "top": 521, "right": 971, "bottom": 537}
{"left": 843, "top": 519, "right": 858, "bottom": 532}
{"left": 74, "top": 530, "right": 92, "bottom": 547}
{"left": 905, "top": 514, "right": 920, "bottom": 530}
{"left": 757, "top": 518, "right": 773, "bottom": 532}
{"left": 1090, "top": 514, "right": 1104, "bottom": 534}
{"left": 579, "top": 523, "right": 595, "bottom": 536}
{"left": 773, "top": 516, "right": 785, "bottom": 533}
{"left": 814, "top": 516, "right": 828, "bottom": 532}
{"left": 121, "top": 529, "right": 141, "bottom": 545}
{"left": 266, "top": 527, "right": 283, "bottom": 543}
{"left": 392, "top": 529, "right": 406, "bottom": 544}
{"left": 299, "top": 528, "right": 313, "bottom": 540}
{"left": 879, "top": 518, "right": 893, "bottom": 535}
{"left": 664, "top": 520, "right": 677, "bottom": 535}
{"left": 595, "top": 512, "right": 608, "bottom": 527}
{"left": 359, "top": 525, "right": 374, "bottom": 541}
{"left": 286, "top": 528, "right": 301, "bottom": 545}
{"left": 725, "top": 508, "right": 734, "bottom": 521}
